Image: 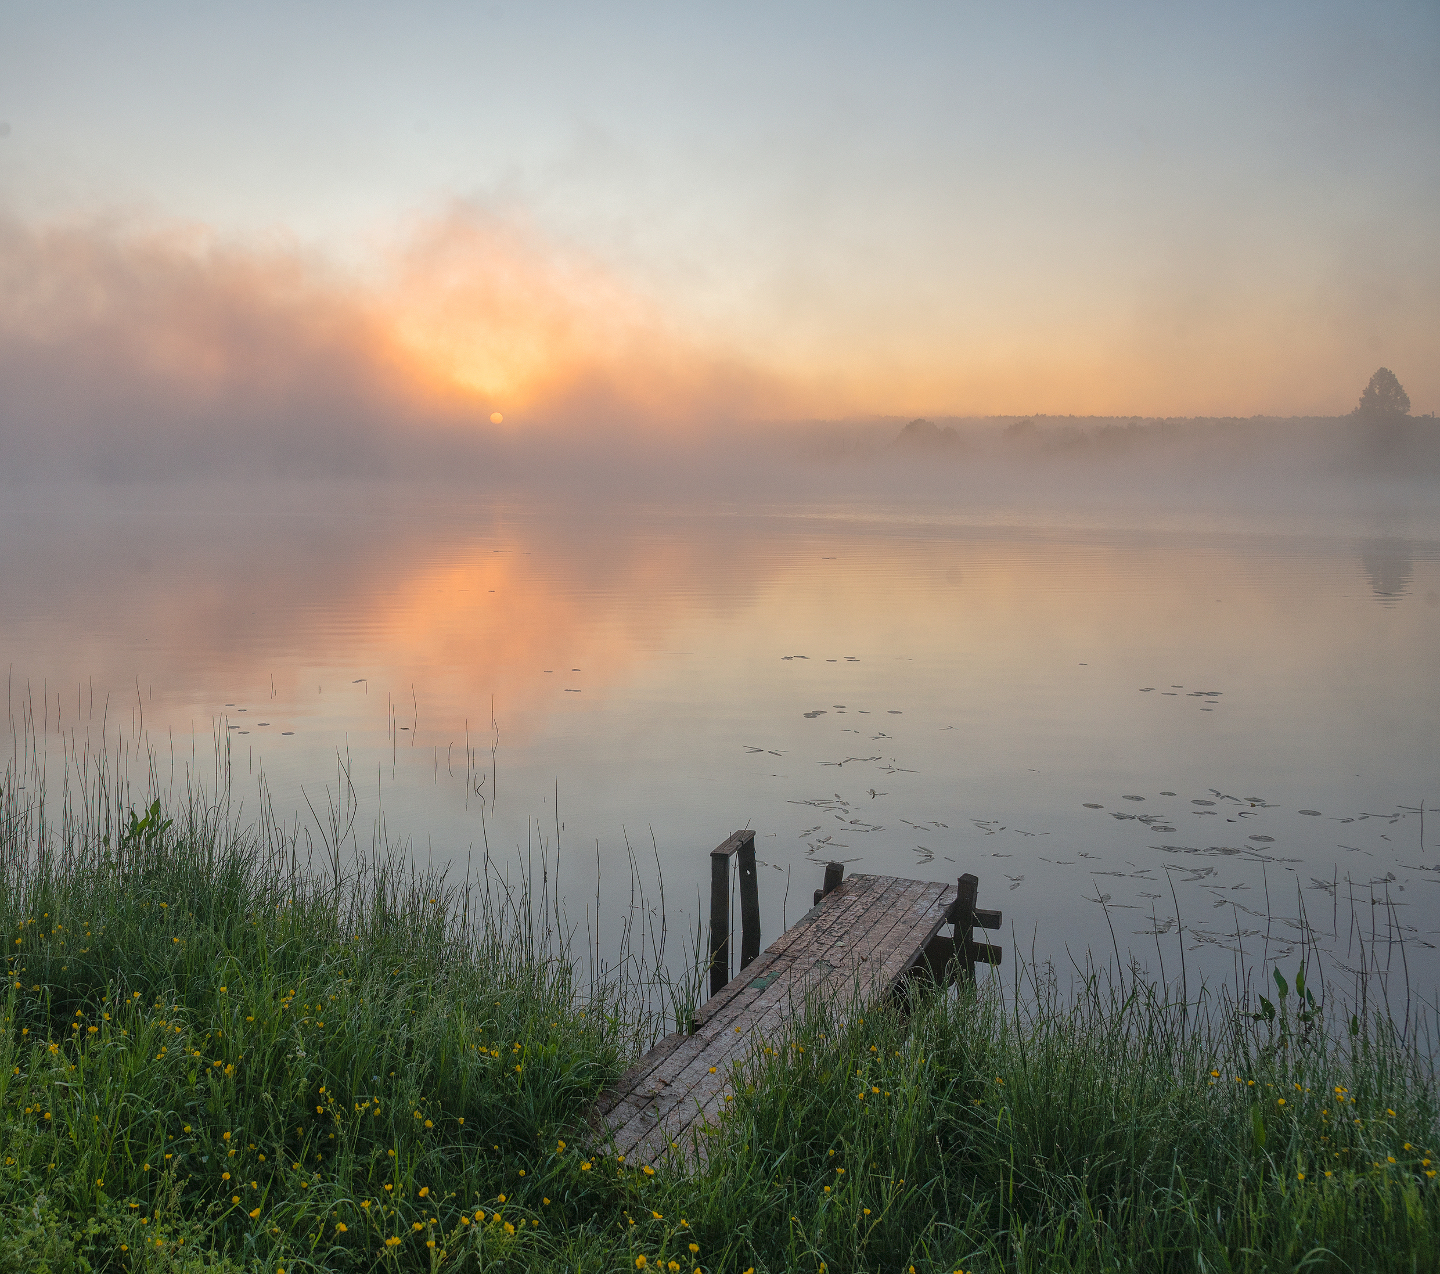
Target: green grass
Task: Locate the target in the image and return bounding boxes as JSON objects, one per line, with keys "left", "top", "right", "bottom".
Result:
{"left": 2, "top": 774, "right": 1438, "bottom": 1271}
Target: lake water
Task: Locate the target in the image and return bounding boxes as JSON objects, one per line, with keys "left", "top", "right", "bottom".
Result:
{"left": 4, "top": 481, "right": 1439, "bottom": 1006}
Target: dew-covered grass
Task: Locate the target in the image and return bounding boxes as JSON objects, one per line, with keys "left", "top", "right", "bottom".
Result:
{"left": 3, "top": 744, "right": 1438, "bottom": 1271}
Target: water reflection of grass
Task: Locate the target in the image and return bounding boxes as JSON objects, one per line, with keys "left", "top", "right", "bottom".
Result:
{"left": 2, "top": 776, "right": 1436, "bottom": 1270}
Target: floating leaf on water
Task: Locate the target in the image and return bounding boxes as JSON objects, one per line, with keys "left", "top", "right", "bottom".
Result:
{"left": 803, "top": 711, "right": 827, "bottom": 718}
{"left": 1298, "top": 810, "right": 1322, "bottom": 816}
{"left": 1082, "top": 803, "right": 1103, "bottom": 809}
{"left": 1123, "top": 795, "right": 1145, "bottom": 801}
{"left": 1192, "top": 799, "right": 1215, "bottom": 806}
{"left": 1248, "top": 835, "right": 1274, "bottom": 843}
{"left": 1138, "top": 687, "right": 1154, "bottom": 692}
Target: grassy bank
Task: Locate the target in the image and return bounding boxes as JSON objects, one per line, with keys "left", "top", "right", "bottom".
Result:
{"left": 2, "top": 784, "right": 1439, "bottom": 1271}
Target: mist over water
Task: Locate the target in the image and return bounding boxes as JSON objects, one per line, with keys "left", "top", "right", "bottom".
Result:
{"left": 3, "top": 193, "right": 1438, "bottom": 1011}
{"left": 4, "top": 474, "right": 1437, "bottom": 1008}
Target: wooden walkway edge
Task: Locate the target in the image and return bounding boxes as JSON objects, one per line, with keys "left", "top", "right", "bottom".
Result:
{"left": 590, "top": 842, "right": 1003, "bottom": 1168}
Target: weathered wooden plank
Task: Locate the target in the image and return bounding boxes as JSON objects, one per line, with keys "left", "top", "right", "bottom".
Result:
{"left": 710, "top": 829, "right": 754, "bottom": 858}
{"left": 591, "top": 1030, "right": 689, "bottom": 1119}
{"left": 598, "top": 871, "right": 980, "bottom": 1166}
{"left": 867, "top": 881, "right": 954, "bottom": 984}
{"left": 607, "top": 876, "right": 945, "bottom": 1158}
{"left": 817, "top": 879, "right": 950, "bottom": 1019}
{"left": 599, "top": 886, "right": 892, "bottom": 1151}
{"left": 721, "top": 877, "right": 920, "bottom": 1032}
{"left": 590, "top": 1036, "right": 708, "bottom": 1140}
{"left": 599, "top": 1034, "right": 716, "bottom": 1145}
{"left": 607, "top": 878, "right": 918, "bottom": 1156}
{"left": 717, "top": 876, "right": 925, "bottom": 1028}
{"left": 692, "top": 873, "right": 890, "bottom": 1028}
{"left": 801, "top": 877, "right": 939, "bottom": 1016}
{"left": 647, "top": 879, "right": 946, "bottom": 1153}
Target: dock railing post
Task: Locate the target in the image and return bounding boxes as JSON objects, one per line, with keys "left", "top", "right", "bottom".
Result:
{"left": 708, "top": 829, "right": 759, "bottom": 997}
{"left": 709, "top": 847, "right": 731, "bottom": 996}
{"left": 953, "top": 873, "right": 979, "bottom": 982}
{"left": 737, "top": 834, "right": 760, "bottom": 971}
{"left": 813, "top": 861, "right": 845, "bottom": 906}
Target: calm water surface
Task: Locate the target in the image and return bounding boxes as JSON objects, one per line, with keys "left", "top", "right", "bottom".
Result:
{"left": 5, "top": 484, "right": 1439, "bottom": 1001}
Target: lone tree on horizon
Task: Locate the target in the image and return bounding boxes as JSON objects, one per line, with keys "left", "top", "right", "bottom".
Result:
{"left": 1354, "top": 367, "right": 1411, "bottom": 423}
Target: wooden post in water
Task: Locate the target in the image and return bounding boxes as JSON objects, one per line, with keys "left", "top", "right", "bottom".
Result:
{"left": 953, "top": 872, "right": 979, "bottom": 981}
{"left": 917, "top": 872, "right": 1003, "bottom": 984}
{"left": 737, "top": 835, "right": 760, "bottom": 971}
{"left": 813, "top": 861, "right": 845, "bottom": 906}
{"left": 708, "top": 830, "right": 759, "bottom": 996}
{"left": 709, "top": 848, "right": 730, "bottom": 996}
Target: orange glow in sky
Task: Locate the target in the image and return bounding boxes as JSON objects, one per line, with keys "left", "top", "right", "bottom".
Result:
{"left": 0, "top": 6, "right": 1434, "bottom": 426}
{"left": 0, "top": 203, "right": 1433, "bottom": 437}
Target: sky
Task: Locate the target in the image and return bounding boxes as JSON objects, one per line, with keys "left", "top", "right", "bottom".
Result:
{"left": 0, "top": 0, "right": 1437, "bottom": 430}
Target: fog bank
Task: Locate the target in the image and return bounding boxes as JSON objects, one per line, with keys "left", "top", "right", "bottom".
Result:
{"left": 1, "top": 211, "right": 1436, "bottom": 511}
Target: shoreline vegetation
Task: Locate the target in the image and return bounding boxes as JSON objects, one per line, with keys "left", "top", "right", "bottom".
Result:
{"left": 2, "top": 746, "right": 1438, "bottom": 1272}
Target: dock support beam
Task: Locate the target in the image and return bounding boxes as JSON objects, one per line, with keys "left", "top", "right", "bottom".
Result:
{"left": 709, "top": 830, "right": 759, "bottom": 995}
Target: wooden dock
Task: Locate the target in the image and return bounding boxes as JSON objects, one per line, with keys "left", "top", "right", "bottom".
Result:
{"left": 591, "top": 831, "right": 1002, "bottom": 1166}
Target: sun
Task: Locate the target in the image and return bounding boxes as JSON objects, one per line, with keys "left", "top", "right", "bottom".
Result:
{"left": 490, "top": 412, "right": 504, "bottom": 424}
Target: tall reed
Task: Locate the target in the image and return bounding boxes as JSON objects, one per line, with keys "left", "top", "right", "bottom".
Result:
{"left": 2, "top": 705, "right": 1437, "bottom": 1271}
